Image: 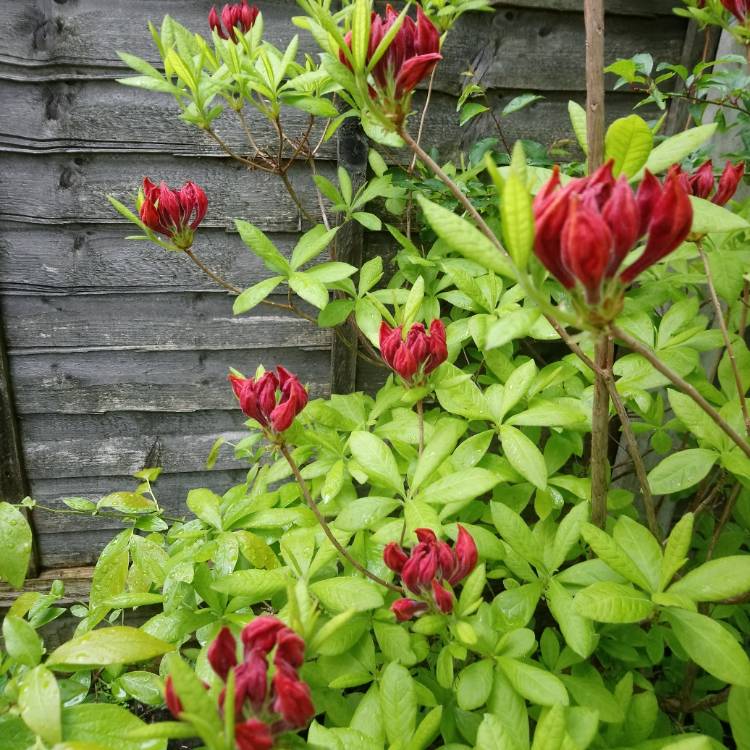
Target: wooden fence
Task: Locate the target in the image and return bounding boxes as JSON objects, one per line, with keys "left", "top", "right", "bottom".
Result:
{"left": 0, "top": 0, "right": 701, "bottom": 575}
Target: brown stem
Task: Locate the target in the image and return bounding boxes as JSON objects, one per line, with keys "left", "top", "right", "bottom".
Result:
{"left": 184, "top": 249, "right": 242, "bottom": 294}
{"left": 205, "top": 128, "right": 276, "bottom": 173}
{"left": 707, "top": 483, "right": 741, "bottom": 561}
{"left": 591, "top": 335, "right": 610, "bottom": 528}
{"left": 670, "top": 91, "right": 750, "bottom": 117}
{"left": 279, "top": 170, "right": 316, "bottom": 225}
{"left": 610, "top": 324, "right": 750, "bottom": 461}
{"left": 698, "top": 240, "right": 750, "bottom": 434}
{"left": 235, "top": 108, "right": 276, "bottom": 168}
{"left": 416, "top": 399, "right": 424, "bottom": 456}
{"left": 583, "top": 0, "right": 605, "bottom": 172}
{"left": 279, "top": 443, "right": 401, "bottom": 592}
{"left": 741, "top": 279, "right": 750, "bottom": 337}
{"left": 409, "top": 68, "right": 437, "bottom": 175}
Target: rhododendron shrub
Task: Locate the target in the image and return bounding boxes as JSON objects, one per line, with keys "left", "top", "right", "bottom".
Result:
{"left": 3, "top": 1, "right": 750, "bottom": 749}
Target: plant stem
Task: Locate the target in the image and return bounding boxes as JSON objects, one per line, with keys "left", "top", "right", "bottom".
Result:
{"left": 741, "top": 279, "right": 750, "bottom": 337}
{"left": 583, "top": 0, "right": 605, "bottom": 171}
{"left": 707, "top": 482, "right": 741, "bottom": 561}
{"left": 279, "top": 443, "right": 401, "bottom": 592}
{"left": 591, "top": 335, "right": 610, "bottom": 528}
{"left": 610, "top": 324, "right": 750, "bottom": 461}
{"left": 184, "top": 249, "right": 242, "bottom": 294}
{"left": 416, "top": 399, "right": 424, "bottom": 456}
{"left": 697, "top": 240, "right": 750, "bottom": 435}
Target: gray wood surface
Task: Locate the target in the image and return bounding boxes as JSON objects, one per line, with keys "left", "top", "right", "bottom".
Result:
{"left": 0, "top": 0, "right": 697, "bottom": 569}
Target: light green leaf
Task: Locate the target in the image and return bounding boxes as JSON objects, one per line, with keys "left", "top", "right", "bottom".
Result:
{"left": 531, "top": 704, "right": 566, "bottom": 750}
{"left": 668, "top": 390, "right": 725, "bottom": 449}
{"left": 19, "top": 666, "right": 61, "bottom": 745}
{"left": 647, "top": 449, "right": 718, "bottom": 495}
{"left": 417, "top": 468, "right": 501, "bottom": 507}
{"left": 660, "top": 512, "right": 693, "bottom": 590}
{"left": 211, "top": 569, "right": 290, "bottom": 602}
{"left": 291, "top": 225, "right": 339, "bottom": 269}
{"left": 349, "top": 431, "right": 403, "bottom": 495}
{"left": 62, "top": 703, "right": 167, "bottom": 750}
{"left": 0, "top": 502, "right": 32, "bottom": 589}
{"left": 90, "top": 528, "right": 131, "bottom": 609}
{"left": 235, "top": 220, "right": 290, "bottom": 274}
{"left": 546, "top": 579, "right": 596, "bottom": 658}
{"left": 663, "top": 607, "right": 750, "bottom": 686}
{"left": 549, "top": 502, "right": 590, "bottom": 571}
{"left": 2, "top": 615, "right": 42, "bottom": 666}
{"left": 690, "top": 196, "right": 750, "bottom": 235}
{"left": 407, "top": 705, "right": 443, "bottom": 750}
{"left": 501, "top": 172, "right": 534, "bottom": 271}
{"left": 47, "top": 627, "right": 174, "bottom": 669}
{"left": 289, "top": 272, "right": 329, "bottom": 309}
{"left": 233, "top": 276, "right": 284, "bottom": 314}
{"left": 412, "top": 418, "right": 467, "bottom": 491}
{"left": 499, "top": 424, "right": 547, "bottom": 490}
{"left": 476, "top": 713, "right": 520, "bottom": 750}
{"left": 380, "top": 662, "right": 417, "bottom": 745}
{"left": 497, "top": 656, "right": 568, "bottom": 706}
{"left": 311, "top": 577, "right": 385, "bottom": 613}
{"left": 668, "top": 556, "right": 750, "bottom": 602}
{"left": 186, "top": 488, "right": 223, "bottom": 530}
{"left": 612, "top": 516, "right": 662, "bottom": 592}
{"left": 640, "top": 123, "right": 717, "bottom": 176}
{"left": 604, "top": 115, "right": 653, "bottom": 177}
{"left": 580, "top": 523, "right": 652, "bottom": 590}
{"left": 573, "top": 582, "right": 655, "bottom": 623}
{"left": 729, "top": 685, "right": 750, "bottom": 750}
{"left": 456, "top": 659, "right": 495, "bottom": 711}
{"left": 568, "top": 101, "right": 588, "bottom": 155}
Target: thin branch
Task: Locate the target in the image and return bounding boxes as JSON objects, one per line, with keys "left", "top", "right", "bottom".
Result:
{"left": 280, "top": 443, "right": 401, "bottom": 592}
{"left": 184, "top": 249, "right": 242, "bottom": 294}
{"left": 583, "top": 0, "right": 605, "bottom": 171}
{"left": 698, "top": 239, "right": 750, "bottom": 434}
{"left": 610, "top": 324, "right": 750, "bottom": 461}
{"left": 706, "top": 482, "right": 741, "bottom": 561}
{"left": 204, "top": 128, "right": 277, "bottom": 173}
{"left": 591, "top": 335, "right": 610, "bottom": 529}
{"left": 741, "top": 279, "right": 750, "bottom": 337}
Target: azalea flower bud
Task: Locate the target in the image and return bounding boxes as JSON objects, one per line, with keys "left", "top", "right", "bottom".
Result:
{"left": 383, "top": 542, "right": 409, "bottom": 573}
{"left": 207, "top": 626, "right": 238, "bottom": 681}
{"left": 139, "top": 178, "right": 207, "bottom": 250}
{"left": 720, "top": 0, "right": 748, "bottom": 23}
{"left": 234, "top": 718, "right": 273, "bottom": 750}
{"left": 234, "top": 652, "right": 269, "bottom": 711}
{"left": 391, "top": 598, "right": 429, "bottom": 621}
{"left": 431, "top": 579, "right": 454, "bottom": 613}
{"left": 164, "top": 676, "right": 183, "bottom": 718}
{"left": 209, "top": 1, "right": 259, "bottom": 42}
{"left": 271, "top": 669, "right": 316, "bottom": 728}
{"left": 447, "top": 525, "right": 478, "bottom": 585}
{"left": 401, "top": 545, "right": 439, "bottom": 594}
{"left": 379, "top": 320, "right": 447, "bottom": 385}
{"left": 274, "top": 629, "right": 305, "bottom": 671}
{"left": 229, "top": 367, "right": 308, "bottom": 434}
{"left": 635, "top": 170, "right": 663, "bottom": 236}
{"left": 241, "top": 616, "right": 288, "bottom": 655}
{"left": 711, "top": 161, "right": 745, "bottom": 206}
{"left": 602, "top": 177, "right": 641, "bottom": 274}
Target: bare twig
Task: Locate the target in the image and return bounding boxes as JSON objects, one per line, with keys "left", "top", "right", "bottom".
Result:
{"left": 591, "top": 335, "right": 610, "bottom": 528}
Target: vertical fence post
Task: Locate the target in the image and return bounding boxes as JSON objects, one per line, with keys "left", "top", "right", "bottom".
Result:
{"left": 0, "top": 314, "right": 39, "bottom": 577}
{"left": 330, "top": 116, "right": 368, "bottom": 394}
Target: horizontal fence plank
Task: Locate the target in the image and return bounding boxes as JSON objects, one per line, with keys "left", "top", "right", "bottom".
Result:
{"left": 0, "top": 567, "right": 95, "bottom": 606}
{"left": 0, "top": 3, "right": 684, "bottom": 95}
{"left": 492, "top": 0, "right": 676, "bottom": 12}
{"left": 1, "top": 292, "right": 331, "bottom": 353}
{"left": 35, "top": 530, "right": 137, "bottom": 568}
{"left": 0, "top": 152, "right": 333, "bottom": 230}
{"left": 11, "top": 348, "right": 331, "bottom": 414}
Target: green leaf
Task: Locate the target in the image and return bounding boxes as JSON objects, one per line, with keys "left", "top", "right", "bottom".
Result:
{"left": 573, "top": 582, "right": 655, "bottom": 623}
{"left": 612, "top": 516, "right": 662, "bottom": 592}
{"left": 403, "top": 276, "right": 425, "bottom": 329}
{"left": 2, "top": 615, "right": 42, "bottom": 666}
{"left": 729, "top": 685, "right": 750, "bottom": 750}
{"left": 19, "top": 666, "right": 61, "bottom": 745}
{"left": 546, "top": 579, "right": 596, "bottom": 658}
{"left": 476, "top": 713, "right": 520, "bottom": 750}
{"left": 647, "top": 448, "right": 718, "bottom": 495}
{"left": 640, "top": 123, "right": 717, "bottom": 176}
{"left": 668, "top": 556, "right": 750, "bottom": 602}
{"left": 663, "top": 607, "right": 750, "bottom": 686}
{"left": 580, "top": 523, "right": 652, "bottom": 590}
{"left": 358, "top": 256, "right": 384, "bottom": 296}
{"left": 497, "top": 358, "right": 537, "bottom": 422}
{"left": 335, "top": 497, "right": 400, "bottom": 532}
{"left": 668, "top": 390, "right": 725, "bottom": 449}
{"left": 291, "top": 225, "right": 339, "bottom": 269}
{"left": 568, "top": 101, "right": 588, "bottom": 155}
{"left": 549, "top": 502, "right": 590, "bottom": 571}
{"left": 604, "top": 115, "right": 653, "bottom": 177}
{"left": 0, "top": 715, "right": 35, "bottom": 750}
{"left": 660, "top": 512, "right": 693, "bottom": 590}
{"left": 90, "top": 528, "right": 132, "bottom": 609}
{"left": 186, "top": 488, "right": 223, "bottom": 529}
{"left": 503, "top": 93, "right": 544, "bottom": 116}
{"left": 165, "top": 652, "right": 221, "bottom": 738}
{"left": 499, "top": 425, "right": 547, "bottom": 490}
{"left": 456, "top": 659, "right": 495, "bottom": 711}
{"left": 351, "top": 0, "right": 371, "bottom": 71}
{"left": 235, "top": 220, "right": 290, "bottom": 274}
{"left": 233, "top": 276, "right": 284, "bottom": 314}
{"left": 408, "top": 705, "right": 442, "bottom": 750}
{"left": 318, "top": 298, "right": 355, "bottom": 328}
{"left": 211, "top": 569, "right": 290, "bottom": 602}
{"left": 62, "top": 703, "right": 167, "bottom": 750}
{"left": 497, "top": 656, "right": 568, "bottom": 706}
{"left": 412, "top": 418, "right": 467, "bottom": 491}
{"left": 310, "top": 577, "right": 385, "bottom": 613}
{"left": 491, "top": 501, "right": 543, "bottom": 567}
{"left": 460, "top": 102, "right": 490, "bottom": 126}
{"left": 289, "top": 272, "right": 329, "bottom": 309}
{"left": 98, "top": 492, "right": 155, "bottom": 515}
{"left": 501, "top": 172, "right": 534, "bottom": 271}
{"left": 352, "top": 211, "right": 382, "bottom": 230}
{"left": 0, "top": 502, "right": 32, "bottom": 588}
{"left": 416, "top": 195, "right": 515, "bottom": 279}
{"left": 349, "top": 431, "right": 403, "bottom": 495}
{"left": 417, "top": 468, "right": 501, "bottom": 507}
{"left": 531, "top": 704, "right": 566, "bottom": 750}
{"left": 47, "top": 627, "right": 175, "bottom": 669}
{"left": 690, "top": 196, "right": 750, "bottom": 234}
{"left": 380, "top": 662, "right": 417, "bottom": 746}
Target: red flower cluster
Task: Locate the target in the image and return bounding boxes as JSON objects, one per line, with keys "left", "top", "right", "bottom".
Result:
{"left": 209, "top": 1, "right": 260, "bottom": 42}
{"left": 229, "top": 366, "right": 308, "bottom": 433}
{"left": 533, "top": 161, "right": 693, "bottom": 308}
{"left": 139, "top": 178, "right": 207, "bottom": 250}
{"left": 340, "top": 5, "right": 441, "bottom": 121}
{"left": 720, "top": 0, "right": 748, "bottom": 23}
{"left": 672, "top": 160, "right": 745, "bottom": 207}
{"left": 384, "top": 526, "right": 478, "bottom": 621}
{"left": 380, "top": 320, "right": 448, "bottom": 385}
{"left": 165, "top": 617, "right": 314, "bottom": 750}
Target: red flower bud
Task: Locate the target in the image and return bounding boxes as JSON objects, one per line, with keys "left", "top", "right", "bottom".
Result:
{"left": 241, "top": 616, "right": 288, "bottom": 655}
{"left": 602, "top": 177, "right": 641, "bottom": 275}
{"left": 533, "top": 188, "right": 576, "bottom": 289}
{"left": 271, "top": 669, "right": 315, "bottom": 728}
{"left": 209, "top": 1, "right": 259, "bottom": 42}
{"left": 401, "top": 545, "right": 438, "bottom": 594}
{"left": 621, "top": 169, "right": 693, "bottom": 283}
{"left": 560, "top": 197, "right": 613, "bottom": 304}
{"left": 447, "top": 525, "right": 478, "bottom": 585}
{"left": 688, "top": 160, "right": 715, "bottom": 199}
{"left": 164, "top": 676, "right": 183, "bottom": 718}
{"left": 720, "top": 0, "right": 748, "bottom": 22}
{"left": 207, "top": 626, "right": 238, "bottom": 681}
{"left": 274, "top": 628, "right": 305, "bottom": 671}
{"left": 234, "top": 652, "right": 269, "bottom": 712}
{"left": 383, "top": 542, "right": 409, "bottom": 573}
{"left": 395, "top": 53, "right": 443, "bottom": 96}
{"left": 431, "top": 578, "right": 454, "bottom": 613}
{"left": 379, "top": 320, "right": 447, "bottom": 384}
{"left": 713, "top": 161, "right": 745, "bottom": 206}
{"left": 391, "top": 598, "right": 429, "bottom": 621}
{"left": 635, "top": 170, "right": 663, "bottom": 236}
{"left": 235, "top": 719, "right": 274, "bottom": 750}
{"left": 229, "top": 368, "right": 307, "bottom": 433}
{"left": 139, "top": 178, "right": 207, "bottom": 249}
